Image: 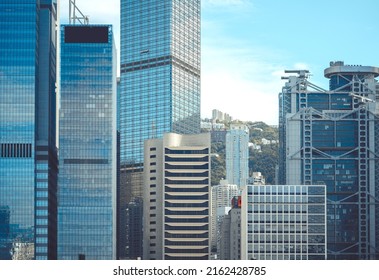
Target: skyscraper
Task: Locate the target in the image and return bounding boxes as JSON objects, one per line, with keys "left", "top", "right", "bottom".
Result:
{"left": 279, "top": 61, "right": 379, "bottom": 259}
{"left": 210, "top": 180, "right": 240, "bottom": 256}
{"left": 226, "top": 124, "right": 249, "bottom": 187}
{"left": 219, "top": 196, "right": 241, "bottom": 260}
{"left": 58, "top": 24, "right": 117, "bottom": 260}
{"left": 119, "top": 0, "right": 201, "bottom": 259}
{"left": 143, "top": 133, "right": 210, "bottom": 260}
{"left": 0, "top": 0, "right": 58, "bottom": 260}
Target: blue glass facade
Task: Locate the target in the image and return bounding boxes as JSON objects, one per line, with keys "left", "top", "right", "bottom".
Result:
{"left": 0, "top": 0, "right": 57, "bottom": 260}
{"left": 119, "top": 0, "right": 201, "bottom": 259}
{"left": 58, "top": 25, "right": 117, "bottom": 260}
{"left": 279, "top": 63, "right": 379, "bottom": 259}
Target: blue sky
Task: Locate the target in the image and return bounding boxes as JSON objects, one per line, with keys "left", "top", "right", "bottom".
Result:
{"left": 60, "top": 0, "right": 379, "bottom": 125}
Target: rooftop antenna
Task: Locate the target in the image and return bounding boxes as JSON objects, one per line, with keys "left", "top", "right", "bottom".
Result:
{"left": 69, "top": 0, "right": 89, "bottom": 25}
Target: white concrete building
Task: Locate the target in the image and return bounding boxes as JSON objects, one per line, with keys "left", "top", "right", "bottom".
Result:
{"left": 143, "top": 133, "right": 211, "bottom": 260}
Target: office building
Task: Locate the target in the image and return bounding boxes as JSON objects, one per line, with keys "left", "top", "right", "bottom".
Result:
{"left": 143, "top": 133, "right": 210, "bottom": 260}
{"left": 210, "top": 180, "right": 240, "bottom": 255}
{"left": 226, "top": 124, "right": 249, "bottom": 187}
{"left": 58, "top": 24, "right": 117, "bottom": 260}
{"left": 241, "top": 185, "right": 327, "bottom": 260}
{"left": 279, "top": 61, "right": 379, "bottom": 259}
{"left": 219, "top": 196, "right": 241, "bottom": 260}
{"left": 0, "top": 0, "right": 58, "bottom": 260}
{"left": 119, "top": 0, "right": 201, "bottom": 259}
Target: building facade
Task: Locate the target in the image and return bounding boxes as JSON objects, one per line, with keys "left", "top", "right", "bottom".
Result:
{"left": 226, "top": 124, "right": 249, "bottom": 188}
{"left": 241, "top": 185, "right": 327, "bottom": 260}
{"left": 0, "top": 0, "right": 58, "bottom": 260}
{"left": 58, "top": 25, "right": 117, "bottom": 260}
{"left": 143, "top": 133, "right": 210, "bottom": 260}
{"left": 119, "top": 0, "right": 201, "bottom": 259}
{"left": 219, "top": 196, "right": 241, "bottom": 260}
{"left": 279, "top": 62, "right": 379, "bottom": 259}
{"left": 210, "top": 180, "right": 240, "bottom": 256}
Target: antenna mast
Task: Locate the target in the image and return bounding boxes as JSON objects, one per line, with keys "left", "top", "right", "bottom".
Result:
{"left": 69, "top": 0, "right": 89, "bottom": 25}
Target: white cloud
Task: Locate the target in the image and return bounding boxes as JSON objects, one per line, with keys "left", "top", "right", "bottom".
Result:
{"left": 201, "top": 44, "right": 285, "bottom": 125}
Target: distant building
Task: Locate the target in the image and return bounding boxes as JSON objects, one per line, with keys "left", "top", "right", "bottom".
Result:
{"left": 226, "top": 124, "right": 249, "bottom": 187}
{"left": 220, "top": 196, "right": 241, "bottom": 260}
{"left": 58, "top": 24, "right": 117, "bottom": 260}
{"left": 212, "top": 109, "right": 232, "bottom": 123}
{"left": 248, "top": 172, "right": 266, "bottom": 185}
{"left": 143, "top": 133, "right": 210, "bottom": 260}
{"left": 261, "top": 138, "right": 278, "bottom": 145}
{"left": 210, "top": 180, "right": 240, "bottom": 256}
{"left": 241, "top": 185, "right": 327, "bottom": 260}
{"left": 201, "top": 120, "right": 226, "bottom": 131}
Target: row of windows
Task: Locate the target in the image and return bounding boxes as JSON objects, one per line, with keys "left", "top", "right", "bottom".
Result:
{"left": 0, "top": 143, "right": 32, "bottom": 158}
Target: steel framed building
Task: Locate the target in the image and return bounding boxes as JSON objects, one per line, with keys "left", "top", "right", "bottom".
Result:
{"left": 279, "top": 61, "right": 379, "bottom": 259}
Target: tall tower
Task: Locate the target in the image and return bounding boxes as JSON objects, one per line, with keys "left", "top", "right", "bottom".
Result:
{"left": 279, "top": 61, "right": 379, "bottom": 259}
{"left": 210, "top": 180, "right": 240, "bottom": 257}
{"left": 226, "top": 124, "right": 249, "bottom": 188}
{"left": 119, "top": 0, "right": 201, "bottom": 259}
{"left": 0, "top": 0, "right": 58, "bottom": 260}
{"left": 58, "top": 24, "right": 117, "bottom": 260}
{"left": 143, "top": 133, "right": 210, "bottom": 260}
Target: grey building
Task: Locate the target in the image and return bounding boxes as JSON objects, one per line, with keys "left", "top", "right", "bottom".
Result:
{"left": 220, "top": 196, "right": 241, "bottom": 260}
{"left": 279, "top": 62, "right": 379, "bottom": 259}
{"left": 241, "top": 185, "right": 327, "bottom": 260}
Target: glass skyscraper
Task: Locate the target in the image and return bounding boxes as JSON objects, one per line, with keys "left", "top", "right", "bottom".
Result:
{"left": 119, "top": 0, "right": 201, "bottom": 259}
{"left": 0, "top": 0, "right": 58, "bottom": 260}
{"left": 279, "top": 62, "right": 379, "bottom": 259}
{"left": 58, "top": 25, "right": 117, "bottom": 260}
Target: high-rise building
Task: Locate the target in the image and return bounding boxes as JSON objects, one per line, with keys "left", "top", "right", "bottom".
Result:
{"left": 219, "top": 196, "right": 241, "bottom": 260}
{"left": 241, "top": 185, "right": 327, "bottom": 260}
{"left": 0, "top": 0, "right": 58, "bottom": 260}
{"left": 119, "top": 0, "right": 201, "bottom": 259}
{"left": 279, "top": 61, "right": 379, "bottom": 259}
{"left": 226, "top": 124, "right": 249, "bottom": 187}
{"left": 58, "top": 24, "right": 117, "bottom": 260}
{"left": 143, "top": 133, "right": 210, "bottom": 260}
{"left": 210, "top": 180, "right": 240, "bottom": 256}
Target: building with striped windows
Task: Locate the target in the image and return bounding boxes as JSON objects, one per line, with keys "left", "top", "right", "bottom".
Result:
{"left": 143, "top": 133, "right": 210, "bottom": 260}
{"left": 241, "top": 185, "right": 327, "bottom": 260}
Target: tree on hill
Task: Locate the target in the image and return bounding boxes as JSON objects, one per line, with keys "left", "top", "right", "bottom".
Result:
{"left": 208, "top": 120, "right": 279, "bottom": 186}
